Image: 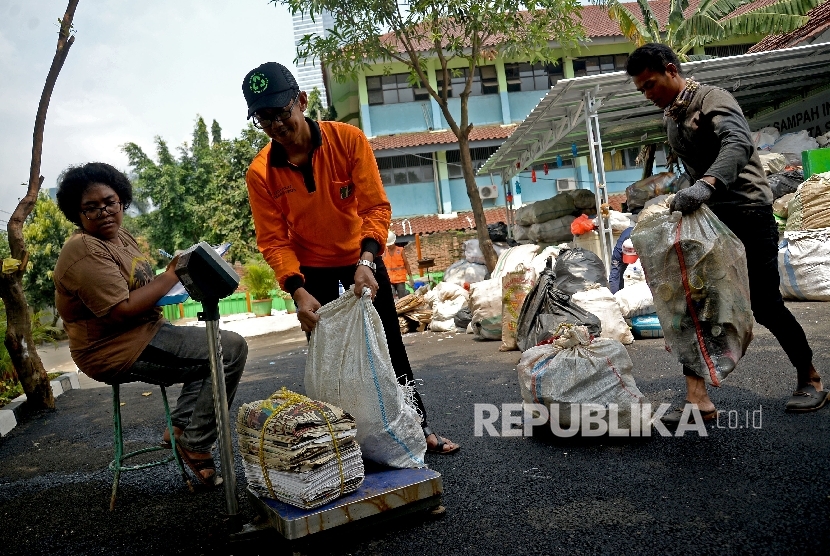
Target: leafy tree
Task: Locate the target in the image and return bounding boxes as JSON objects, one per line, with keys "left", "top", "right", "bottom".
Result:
{"left": 22, "top": 194, "right": 75, "bottom": 322}
{"left": 306, "top": 86, "right": 326, "bottom": 120}
{"left": 277, "top": 0, "right": 584, "bottom": 271}
{"left": 596, "top": 0, "right": 820, "bottom": 178}
{"left": 123, "top": 119, "right": 269, "bottom": 265}
{"left": 599, "top": 0, "right": 820, "bottom": 60}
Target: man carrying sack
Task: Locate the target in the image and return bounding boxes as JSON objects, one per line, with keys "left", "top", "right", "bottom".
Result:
{"left": 242, "top": 62, "right": 459, "bottom": 454}
{"left": 627, "top": 43, "right": 827, "bottom": 421}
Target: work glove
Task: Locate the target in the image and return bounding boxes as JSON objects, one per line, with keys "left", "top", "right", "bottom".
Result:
{"left": 670, "top": 180, "right": 715, "bottom": 214}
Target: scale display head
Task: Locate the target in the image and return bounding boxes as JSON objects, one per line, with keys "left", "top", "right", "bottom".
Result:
{"left": 174, "top": 241, "right": 239, "bottom": 302}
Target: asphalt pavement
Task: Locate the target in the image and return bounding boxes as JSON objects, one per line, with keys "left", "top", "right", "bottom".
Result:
{"left": 2, "top": 302, "right": 830, "bottom": 556}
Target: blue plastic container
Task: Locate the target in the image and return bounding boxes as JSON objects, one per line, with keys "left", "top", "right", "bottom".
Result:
{"left": 631, "top": 314, "right": 664, "bottom": 339}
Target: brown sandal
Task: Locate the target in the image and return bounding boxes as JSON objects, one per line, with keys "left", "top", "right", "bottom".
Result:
{"left": 176, "top": 444, "right": 221, "bottom": 486}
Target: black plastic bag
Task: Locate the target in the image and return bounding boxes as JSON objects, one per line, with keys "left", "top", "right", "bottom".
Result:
{"left": 515, "top": 266, "right": 602, "bottom": 352}
{"left": 454, "top": 307, "right": 472, "bottom": 330}
{"left": 552, "top": 247, "right": 608, "bottom": 295}
{"left": 768, "top": 169, "right": 804, "bottom": 199}
{"left": 488, "top": 222, "right": 509, "bottom": 242}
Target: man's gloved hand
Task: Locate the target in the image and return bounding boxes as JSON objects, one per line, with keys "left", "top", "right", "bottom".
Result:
{"left": 670, "top": 180, "right": 715, "bottom": 214}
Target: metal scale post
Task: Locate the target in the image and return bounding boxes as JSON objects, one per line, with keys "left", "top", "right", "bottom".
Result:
{"left": 583, "top": 88, "right": 614, "bottom": 272}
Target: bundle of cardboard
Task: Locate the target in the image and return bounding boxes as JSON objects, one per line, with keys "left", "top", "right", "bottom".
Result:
{"left": 237, "top": 389, "right": 364, "bottom": 509}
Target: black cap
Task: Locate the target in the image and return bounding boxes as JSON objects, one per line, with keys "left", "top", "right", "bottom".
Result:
{"left": 242, "top": 62, "right": 299, "bottom": 119}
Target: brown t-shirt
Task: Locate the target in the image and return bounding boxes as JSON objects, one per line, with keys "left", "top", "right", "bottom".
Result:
{"left": 54, "top": 228, "right": 164, "bottom": 381}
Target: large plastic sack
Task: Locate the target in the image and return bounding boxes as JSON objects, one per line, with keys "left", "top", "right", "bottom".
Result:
{"left": 513, "top": 224, "right": 531, "bottom": 242}
{"left": 567, "top": 188, "right": 597, "bottom": 210}
{"left": 630, "top": 199, "right": 753, "bottom": 386}
{"left": 305, "top": 287, "right": 426, "bottom": 468}
{"left": 752, "top": 126, "right": 779, "bottom": 150}
{"left": 758, "top": 152, "right": 786, "bottom": 175}
{"left": 470, "top": 278, "right": 503, "bottom": 340}
{"left": 424, "top": 281, "right": 469, "bottom": 306}
{"left": 778, "top": 228, "right": 830, "bottom": 301}
{"left": 614, "top": 281, "right": 655, "bottom": 319}
{"left": 529, "top": 215, "right": 576, "bottom": 243}
{"left": 492, "top": 244, "right": 540, "bottom": 283}
{"left": 517, "top": 325, "right": 645, "bottom": 428}
{"left": 770, "top": 130, "right": 819, "bottom": 154}
{"left": 465, "top": 239, "right": 507, "bottom": 265}
{"left": 625, "top": 172, "right": 676, "bottom": 213}
{"left": 515, "top": 193, "right": 575, "bottom": 226}
{"left": 795, "top": 174, "right": 830, "bottom": 230}
{"left": 443, "top": 259, "right": 487, "bottom": 286}
{"left": 429, "top": 318, "right": 457, "bottom": 332}
{"left": 552, "top": 247, "right": 608, "bottom": 295}
{"left": 500, "top": 266, "right": 535, "bottom": 351}
{"left": 515, "top": 265, "right": 602, "bottom": 352}
{"left": 786, "top": 191, "right": 804, "bottom": 231}
{"left": 571, "top": 214, "right": 596, "bottom": 235}
{"left": 768, "top": 169, "right": 804, "bottom": 199}
{"left": 488, "top": 222, "right": 508, "bottom": 242}
{"left": 454, "top": 307, "right": 472, "bottom": 329}
{"left": 571, "top": 284, "right": 634, "bottom": 345}
{"left": 608, "top": 210, "right": 633, "bottom": 233}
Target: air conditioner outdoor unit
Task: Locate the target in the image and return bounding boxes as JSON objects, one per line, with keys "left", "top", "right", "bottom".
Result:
{"left": 478, "top": 185, "right": 499, "bottom": 200}
{"left": 556, "top": 178, "right": 577, "bottom": 192}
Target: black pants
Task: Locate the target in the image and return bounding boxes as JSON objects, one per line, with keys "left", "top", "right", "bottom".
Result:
{"left": 391, "top": 282, "right": 408, "bottom": 299}
{"left": 300, "top": 260, "right": 428, "bottom": 426}
{"left": 684, "top": 205, "right": 812, "bottom": 376}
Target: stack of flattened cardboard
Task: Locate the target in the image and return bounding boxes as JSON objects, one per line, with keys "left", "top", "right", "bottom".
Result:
{"left": 237, "top": 389, "right": 364, "bottom": 509}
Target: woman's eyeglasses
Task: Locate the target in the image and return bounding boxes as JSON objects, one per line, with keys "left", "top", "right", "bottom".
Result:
{"left": 252, "top": 93, "right": 300, "bottom": 129}
{"left": 81, "top": 201, "right": 123, "bottom": 220}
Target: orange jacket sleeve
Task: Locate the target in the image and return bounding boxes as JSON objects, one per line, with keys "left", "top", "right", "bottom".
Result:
{"left": 245, "top": 151, "right": 304, "bottom": 289}
{"left": 349, "top": 129, "right": 392, "bottom": 256}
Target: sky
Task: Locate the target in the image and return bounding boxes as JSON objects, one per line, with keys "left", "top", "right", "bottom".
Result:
{"left": 0, "top": 0, "right": 298, "bottom": 226}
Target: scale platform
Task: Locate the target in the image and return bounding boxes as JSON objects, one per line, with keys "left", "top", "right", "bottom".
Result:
{"left": 246, "top": 465, "right": 443, "bottom": 540}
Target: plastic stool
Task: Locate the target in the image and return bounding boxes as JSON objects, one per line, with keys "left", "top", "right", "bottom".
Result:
{"left": 108, "top": 382, "right": 192, "bottom": 510}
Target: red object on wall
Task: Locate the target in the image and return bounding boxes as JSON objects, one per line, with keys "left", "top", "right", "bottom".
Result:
{"left": 531, "top": 168, "right": 537, "bottom": 183}
{"left": 543, "top": 163, "right": 549, "bottom": 175}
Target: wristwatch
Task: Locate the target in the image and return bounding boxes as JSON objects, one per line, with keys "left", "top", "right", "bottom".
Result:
{"left": 356, "top": 259, "right": 376, "bottom": 272}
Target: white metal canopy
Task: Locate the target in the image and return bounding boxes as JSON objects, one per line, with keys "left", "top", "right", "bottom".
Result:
{"left": 479, "top": 42, "right": 830, "bottom": 184}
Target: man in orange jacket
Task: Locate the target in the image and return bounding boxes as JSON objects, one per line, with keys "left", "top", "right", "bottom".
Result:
{"left": 382, "top": 230, "right": 414, "bottom": 300}
{"left": 243, "top": 62, "right": 458, "bottom": 455}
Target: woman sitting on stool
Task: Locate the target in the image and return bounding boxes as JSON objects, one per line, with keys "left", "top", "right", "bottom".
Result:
{"left": 53, "top": 162, "right": 247, "bottom": 486}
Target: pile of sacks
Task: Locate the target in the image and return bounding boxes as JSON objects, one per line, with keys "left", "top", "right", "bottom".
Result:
{"left": 237, "top": 389, "right": 365, "bottom": 509}
{"left": 777, "top": 171, "right": 830, "bottom": 301}
{"left": 423, "top": 282, "right": 470, "bottom": 332}
{"left": 513, "top": 189, "right": 596, "bottom": 242}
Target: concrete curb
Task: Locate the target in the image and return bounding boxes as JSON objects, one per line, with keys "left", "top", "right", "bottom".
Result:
{"left": 0, "top": 372, "right": 81, "bottom": 437}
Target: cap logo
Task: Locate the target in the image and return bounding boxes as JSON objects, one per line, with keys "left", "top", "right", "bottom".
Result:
{"left": 249, "top": 72, "right": 268, "bottom": 94}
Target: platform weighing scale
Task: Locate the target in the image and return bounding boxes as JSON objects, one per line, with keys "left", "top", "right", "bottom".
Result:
{"left": 172, "top": 242, "right": 444, "bottom": 539}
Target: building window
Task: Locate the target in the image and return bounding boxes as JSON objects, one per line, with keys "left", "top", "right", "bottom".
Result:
{"left": 588, "top": 147, "right": 641, "bottom": 173}
{"left": 572, "top": 55, "right": 628, "bottom": 77}
{"left": 445, "top": 146, "right": 501, "bottom": 178}
{"left": 504, "top": 61, "right": 564, "bottom": 92}
{"left": 367, "top": 73, "right": 415, "bottom": 105}
{"left": 704, "top": 44, "right": 753, "bottom": 58}
{"left": 434, "top": 66, "right": 499, "bottom": 97}
{"left": 377, "top": 154, "right": 435, "bottom": 186}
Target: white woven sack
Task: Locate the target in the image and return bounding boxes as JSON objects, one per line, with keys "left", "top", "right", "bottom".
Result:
{"left": 429, "top": 318, "right": 457, "bottom": 332}
{"left": 492, "top": 244, "right": 540, "bottom": 283}
{"left": 571, "top": 284, "right": 634, "bottom": 344}
{"left": 465, "top": 239, "right": 506, "bottom": 264}
{"left": 778, "top": 228, "right": 830, "bottom": 301}
{"left": 469, "top": 278, "right": 503, "bottom": 340}
{"left": 443, "top": 260, "right": 487, "bottom": 286}
{"left": 305, "top": 287, "right": 426, "bottom": 468}
{"left": 613, "top": 281, "right": 655, "bottom": 318}
{"left": 517, "top": 325, "right": 645, "bottom": 428}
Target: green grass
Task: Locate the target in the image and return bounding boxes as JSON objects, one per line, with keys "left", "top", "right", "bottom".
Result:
{"left": 0, "top": 372, "right": 66, "bottom": 408}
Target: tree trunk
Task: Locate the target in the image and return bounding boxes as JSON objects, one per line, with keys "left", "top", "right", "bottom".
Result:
{"left": 0, "top": 0, "right": 79, "bottom": 411}
{"left": 458, "top": 134, "right": 498, "bottom": 271}
{"left": 641, "top": 144, "right": 656, "bottom": 180}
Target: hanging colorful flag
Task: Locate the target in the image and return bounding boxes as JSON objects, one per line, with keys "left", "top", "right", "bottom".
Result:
{"left": 556, "top": 155, "right": 563, "bottom": 168}
{"left": 531, "top": 168, "right": 537, "bottom": 182}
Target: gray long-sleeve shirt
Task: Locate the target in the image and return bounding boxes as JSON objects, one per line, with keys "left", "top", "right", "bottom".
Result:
{"left": 666, "top": 84, "right": 773, "bottom": 208}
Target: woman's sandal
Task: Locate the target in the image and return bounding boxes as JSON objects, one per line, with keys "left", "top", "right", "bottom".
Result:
{"left": 176, "top": 444, "right": 222, "bottom": 486}
{"left": 423, "top": 425, "right": 460, "bottom": 455}
{"left": 661, "top": 400, "right": 718, "bottom": 427}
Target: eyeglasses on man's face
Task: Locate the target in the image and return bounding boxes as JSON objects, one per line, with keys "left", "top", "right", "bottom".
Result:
{"left": 252, "top": 93, "right": 300, "bottom": 129}
{"left": 81, "top": 201, "right": 123, "bottom": 220}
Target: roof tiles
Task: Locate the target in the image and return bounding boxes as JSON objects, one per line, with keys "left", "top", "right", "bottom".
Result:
{"left": 369, "top": 124, "right": 516, "bottom": 152}
{"left": 391, "top": 207, "right": 509, "bottom": 235}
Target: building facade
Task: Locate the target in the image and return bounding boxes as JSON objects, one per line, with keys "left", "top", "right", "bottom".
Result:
{"left": 292, "top": 10, "right": 334, "bottom": 108}
{"left": 322, "top": 4, "right": 760, "bottom": 220}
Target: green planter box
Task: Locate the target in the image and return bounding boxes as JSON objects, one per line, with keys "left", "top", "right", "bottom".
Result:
{"left": 803, "top": 148, "right": 830, "bottom": 179}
